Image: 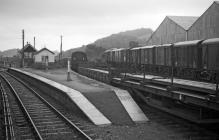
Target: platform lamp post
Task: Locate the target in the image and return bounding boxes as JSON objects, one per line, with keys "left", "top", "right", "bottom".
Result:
{"left": 67, "top": 58, "right": 72, "bottom": 81}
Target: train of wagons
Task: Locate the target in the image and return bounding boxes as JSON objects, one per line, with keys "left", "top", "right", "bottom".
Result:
{"left": 102, "top": 38, "right": 219, "bottom": 83}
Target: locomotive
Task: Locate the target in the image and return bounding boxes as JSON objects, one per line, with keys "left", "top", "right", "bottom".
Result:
{"left": 71, "top": 51, "right": 88, "bottom": 72}
{"left": 103, "top": 38, "right": 219, "bottom": 83}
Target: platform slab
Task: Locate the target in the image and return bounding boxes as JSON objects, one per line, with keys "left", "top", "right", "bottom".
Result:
{"left": 113, "top": 89, "right": 149, "bottom": 122}
{"left": 11, "top": 68, "right": 111, "bottom": 126}
{"left": 76, "top": 70, "right": 148, "bottom": 122}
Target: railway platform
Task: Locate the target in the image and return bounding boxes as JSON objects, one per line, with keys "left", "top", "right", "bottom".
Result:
{"left": 121, "top": 73, "right": 217, "bottom": 94}
{"left": 80, "top": 67, "right": 217, "bottom": 94}
{"left": 9, "top": 68, "right": 111, "bottom": 126}
{"left": 77, "top": 67, "right": 219, "bottom": 124}
{"left": 8, "top": 68, "right": 148, "bottom": 125}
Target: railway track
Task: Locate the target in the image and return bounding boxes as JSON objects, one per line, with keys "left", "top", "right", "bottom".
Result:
{"left": 0, "top": 79, "right": 15, "bottom": 140}
{"left": 0, "top": 71, "right": 93, "bottom": 140}
{"left": 131, "top": 89, "right": 219, "bottom": 140}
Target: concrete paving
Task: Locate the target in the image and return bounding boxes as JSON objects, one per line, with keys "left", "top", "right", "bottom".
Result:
{"left": 13, "top": 68, "right": 148, "bottom": 124}
{"left": 11, "top": 68, "right": 111, "bottom": 126}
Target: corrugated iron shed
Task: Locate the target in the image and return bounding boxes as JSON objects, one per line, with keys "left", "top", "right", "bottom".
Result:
{"left": 168, "top": 16, "right": 198, "bottom": 30}
{"left": 188, "top": 1, "right": 219, "bottom": 40}
{"left": 146, "top": 16, "right": 198, "bottom": 45}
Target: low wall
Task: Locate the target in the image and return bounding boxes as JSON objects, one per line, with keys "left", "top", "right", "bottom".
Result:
{"left": 78, "top": 67, "right": 110, "bottom": 83}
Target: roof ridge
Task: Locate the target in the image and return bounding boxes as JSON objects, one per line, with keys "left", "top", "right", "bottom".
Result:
{"left": 215, "top": 1, "right": 219, "bottom": 4}
{"left": 187, "top": 1, "right": 218, "bottom": 31}
{"left": 167, "top": 16, "right": 198, "bottom": 30}
{"left": 35, "top": 47, "right": 54, "bottom": 55}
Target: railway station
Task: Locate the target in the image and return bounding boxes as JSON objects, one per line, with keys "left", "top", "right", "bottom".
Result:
{"left": 1, "top": 1, "right": 219, "bottom": 140}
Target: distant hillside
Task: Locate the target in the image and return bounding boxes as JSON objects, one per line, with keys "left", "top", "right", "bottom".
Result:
{"left": 57, "top": 28, "right": 153, "bottom": 62}
{"left": 0, "top": 49, "right": 19, "bottom": 57}
{"left": 94, "top": 28, "right": 153, "bottom": 49}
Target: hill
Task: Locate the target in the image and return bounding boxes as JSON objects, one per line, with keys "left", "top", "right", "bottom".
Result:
{"left": 61, "top": 28, "right": 153, "bottom": 61}
{"left": 0, "top": 49, "right": 19, "bottom": 57}
{"left": 94, "top": 28, "right": 153, "bottom": 49}
{"left": 63, "top": 28, "right": 153, "bottom": 58}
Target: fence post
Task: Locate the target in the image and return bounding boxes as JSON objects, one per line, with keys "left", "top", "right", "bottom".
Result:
{"left": 171, "top": 44, "right": 174, "bottom": 86}
{"left": 216, "top": 71, "right": 219, "bottom": 100}
{"left": 108, "top": 64, "right": 112, "bottom": 83}
{"left": 143, "top": 64, "right": 146, "bottom": 83}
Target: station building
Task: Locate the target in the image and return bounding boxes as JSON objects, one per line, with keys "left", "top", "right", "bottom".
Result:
{"left": 20, "top": 43, "right": 55, "bottom": 67}
{"left": 34, "top": 48, "right": 55, "bottom": 64}
{"left": 20, "top": 42, "right": 37, "bottom": 66}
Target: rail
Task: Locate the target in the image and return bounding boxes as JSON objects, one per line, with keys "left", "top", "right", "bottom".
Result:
{"left": 2, "top": 71, "right": 93, "bottom": 140}
{"left": 0, "top": 82, "right": 15, "bottom": 140}
{"left": 0, "top": 73, "right": 43, "bottom": 140}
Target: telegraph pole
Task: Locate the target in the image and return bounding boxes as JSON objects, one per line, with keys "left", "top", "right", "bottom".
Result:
{"left": 34, "top": 36, "right": 35, "bottom": 49}
{"left": 60, "top": 35, "right": 63, "bottom": 61}
{"left": 21, "top": 29, "right": 25, "bottom": 68}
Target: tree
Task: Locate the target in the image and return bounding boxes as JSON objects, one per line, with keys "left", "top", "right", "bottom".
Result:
{"left": 129, "top": 41, "right": 139, "bottom": 48}
{"left": 85, "top": 44, "right": 106, "bottom": 62}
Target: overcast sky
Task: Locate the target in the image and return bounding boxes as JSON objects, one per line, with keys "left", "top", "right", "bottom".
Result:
{"left": 0, "top": 0, "right": 215, "bottom": 51}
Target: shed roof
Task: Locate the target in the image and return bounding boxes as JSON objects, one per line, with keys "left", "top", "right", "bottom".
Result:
{"left": 174, "top": 40, "right": 202, "bottom": 47}
{"left": 21, "top": 43, "right": 37, "bottom": 52}
{"left": 35, "top": 48, "right": 55, "bottom": 55}
{"left": 202, "top": 38, "right": 219, "bottom": 45}
{"left": 104, "top": 48, "right": 116, "bottom": 52}
{"left": 131, "top": 45, "right": 155, "bottom": 50}
{"left": 168, "top": 16, "right": 198, "bottom": 30}
{"left": 111, "top": 48, "right": 127, "bottom": 52}
{"left": 155, "top": 44, "right": 172, "bottom": 47}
